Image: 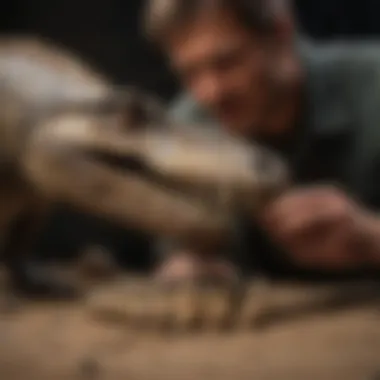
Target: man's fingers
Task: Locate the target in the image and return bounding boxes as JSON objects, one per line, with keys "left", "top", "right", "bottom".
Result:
{"left": 262, "top": 189, "right": 349, "bottom": 238}
{"left": 264, "top": 204, "right": 335, "bottom": 241}
{"left": 283, "top": 218, "right": 360, "bottom": 269}
{"left": 258, "top": 186, "right": 363, "bottom": 269}
{"left": 263, "top": 185, "right": 343, "bottom": 220}
{"left": 292, "top": 240, "right": 359, "bottom": 269}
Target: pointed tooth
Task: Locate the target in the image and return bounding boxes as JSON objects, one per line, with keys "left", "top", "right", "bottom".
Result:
{"left": 239, "top": 278, "right": 270, "bottom": 328}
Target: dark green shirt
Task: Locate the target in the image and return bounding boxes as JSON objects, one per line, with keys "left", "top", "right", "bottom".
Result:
{"left": 167, "top": 38, "right": 380, "bottom": 276}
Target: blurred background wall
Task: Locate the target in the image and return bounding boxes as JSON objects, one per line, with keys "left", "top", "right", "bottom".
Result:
{"left": 1, "top": 0, "right": 379, "bottom": 270}
{"left": 3, "top": 0, "right": 380, "bottom": 102}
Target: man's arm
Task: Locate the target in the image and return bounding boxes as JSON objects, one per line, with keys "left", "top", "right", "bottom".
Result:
{"left": 344, "top": 45, "right": 380, "bottom": 267}
{"left": 358, "top": 155, "right": 380, "bottom": 266}
{"left": 361, "top": 215, "right": 380, "bottom": 264}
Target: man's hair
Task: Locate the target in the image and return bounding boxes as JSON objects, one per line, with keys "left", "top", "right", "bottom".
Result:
{"left": 143, "top": 0, "right": 287, "bottom": 45}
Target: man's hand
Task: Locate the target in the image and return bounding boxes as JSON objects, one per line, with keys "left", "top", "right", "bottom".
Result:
{"left": 260, "top": 185, "right": 378, "bottom": 269}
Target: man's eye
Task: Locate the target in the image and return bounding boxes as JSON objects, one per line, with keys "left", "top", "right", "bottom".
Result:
{"left": 213, "top": 53, "right": 241, "bottom": 72}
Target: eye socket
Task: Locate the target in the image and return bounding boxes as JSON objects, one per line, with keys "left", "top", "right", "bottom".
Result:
{"left": 122, "top": 97, "right": 149, "bottom": 128}
{"left": 100, "top": 89, "right": 168, "bottom": 131}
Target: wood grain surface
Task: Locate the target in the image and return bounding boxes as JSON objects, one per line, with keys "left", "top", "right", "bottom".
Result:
{"left": 0, "top": 279, "right": 378, "bottom": 380}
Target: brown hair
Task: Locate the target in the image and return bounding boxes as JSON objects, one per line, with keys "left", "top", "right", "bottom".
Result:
{"left": 143, "top": 0, "right": 284, "bottom": 45}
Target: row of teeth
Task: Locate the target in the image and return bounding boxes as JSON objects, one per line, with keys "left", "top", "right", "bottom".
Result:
{"left": 85, "top": 279, "right": 379, "bottom": 333}
{"left": 85, "top": 279, "right": 270, "bottom": 332}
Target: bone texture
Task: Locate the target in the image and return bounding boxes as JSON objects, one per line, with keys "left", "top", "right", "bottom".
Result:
{"left": 0, "top": 35, "right": 290, "bottom": 255}
{"left": 0, "top": 36, "right": 226, "bottom": 252}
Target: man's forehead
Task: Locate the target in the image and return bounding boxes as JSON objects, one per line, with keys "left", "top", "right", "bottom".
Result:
{"left": 172, "top": 39, "right": 248, "bottom": 69}
{"left": 167, "top": 11, "right": 252, "bottom": 67}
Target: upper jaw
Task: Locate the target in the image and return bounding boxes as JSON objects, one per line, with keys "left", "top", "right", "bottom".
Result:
{"left": 28, "top": 92, "right": 290, "bottom": 249}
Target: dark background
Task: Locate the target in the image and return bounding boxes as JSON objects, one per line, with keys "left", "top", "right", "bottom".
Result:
{"left": 1, "top": 0, "right": 380, "bottom": 270}
{"left": 3, "top": 0, "right": 380, "bottom": 102}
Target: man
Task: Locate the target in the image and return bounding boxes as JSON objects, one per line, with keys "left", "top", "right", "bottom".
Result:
{"left": 144, "top": 0, "right": 380, "bottom": 280}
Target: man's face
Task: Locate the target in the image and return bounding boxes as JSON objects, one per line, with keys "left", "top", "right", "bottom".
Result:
{"left": 166, "top": 8, "right": 279, "bottom": 136}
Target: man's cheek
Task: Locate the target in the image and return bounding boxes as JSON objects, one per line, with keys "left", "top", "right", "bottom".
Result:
{"left": 226, "top": 83, "right": 266, "bottom": 129}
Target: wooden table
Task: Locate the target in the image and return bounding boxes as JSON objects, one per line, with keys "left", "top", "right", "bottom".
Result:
{"left": 0, "top": 280, "right": 378, "bottom": 380}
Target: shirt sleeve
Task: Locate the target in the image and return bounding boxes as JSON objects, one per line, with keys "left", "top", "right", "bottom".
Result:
{"left": 345, "top": 46, "right": 380, "bottom": 209}
{"left": 363, "top": 154, "right": 380, "bottom": 210}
